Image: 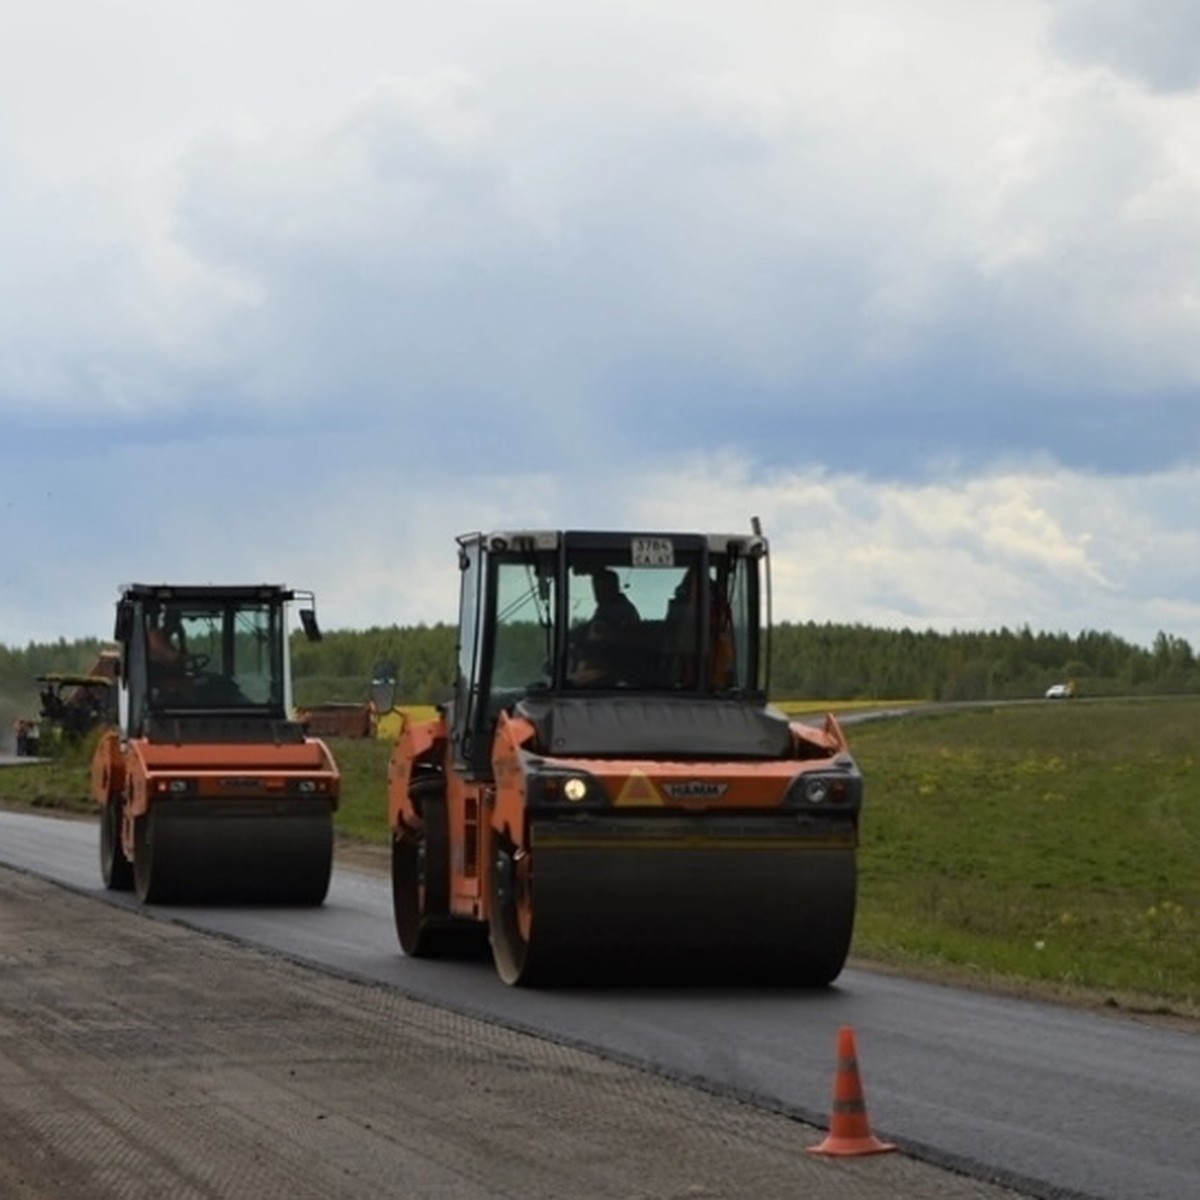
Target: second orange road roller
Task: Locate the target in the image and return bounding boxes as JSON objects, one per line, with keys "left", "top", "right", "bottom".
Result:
{"left": 387, "top": 524, "right": 864, "bottom": 986}
{"left": 90, "top": 583, "right": 340, "bottom": 905}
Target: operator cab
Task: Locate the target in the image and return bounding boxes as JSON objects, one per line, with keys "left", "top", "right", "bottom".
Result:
{"left": 113, "top": 584, "right": 322, "bottom": 741}
{"left": 449, "top": 529, "right": 770, "bottom": 773}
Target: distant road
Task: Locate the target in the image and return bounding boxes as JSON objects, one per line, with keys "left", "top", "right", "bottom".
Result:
{"left": 0, "top": 753, "right": 45, "bottom": 768}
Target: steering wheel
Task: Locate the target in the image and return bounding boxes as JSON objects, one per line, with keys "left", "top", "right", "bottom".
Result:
{"left": 183, "top": 652, "right": 210, "bottom": 674}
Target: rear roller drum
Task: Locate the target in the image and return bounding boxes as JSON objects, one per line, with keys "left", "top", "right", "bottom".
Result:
{"left": 393, "top": 778, "right": 486, "bottom": 958}
{"left": 99, "top": 796, "right": 134, "bottom": 892}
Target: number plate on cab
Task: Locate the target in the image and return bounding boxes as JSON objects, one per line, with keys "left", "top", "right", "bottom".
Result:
{"left": 631, "top": 536, "right": 675, "bottom": 567}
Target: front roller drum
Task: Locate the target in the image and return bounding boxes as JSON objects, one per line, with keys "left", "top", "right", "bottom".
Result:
{"left": 489, "top": 817, "right": 858, "bottom": 987}
{"left": 134, "top": 798, "right": 334, "bottom": 906}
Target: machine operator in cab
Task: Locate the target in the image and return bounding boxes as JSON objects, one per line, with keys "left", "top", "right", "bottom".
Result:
{"left": 569, "top": 568, "right": 641, "bottom": 685}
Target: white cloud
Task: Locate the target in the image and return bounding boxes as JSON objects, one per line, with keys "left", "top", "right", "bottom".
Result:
{"left": 6, "top": 0, "right": 1200, "bottom": 431}
{"left": 3, "top": 440, "right": 1198, "bottom": 650}
{"left": 618, "top": 454, "right": 1200, "bottom": 643}
{"left": 1047, "top": 0, "right": 1200, "bottom": 92}
{"left": 3, "top": 2, "right": 1200, "bottom": 654}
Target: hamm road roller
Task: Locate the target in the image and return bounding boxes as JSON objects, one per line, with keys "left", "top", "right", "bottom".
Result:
{"left": 91, "top": 583, "right": 339, "bottom": 905}
{"left": 388, "top": 526, "right": 864, "bottom": 985}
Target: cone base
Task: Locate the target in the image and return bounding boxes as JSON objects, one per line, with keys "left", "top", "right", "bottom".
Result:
{"left": 806, "top": 1134, "right": 897, "bottom": 1157}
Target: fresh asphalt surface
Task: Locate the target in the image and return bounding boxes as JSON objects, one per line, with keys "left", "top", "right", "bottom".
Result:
{"left": 1, "top": 805, "right": 1197, "bottom": 1200}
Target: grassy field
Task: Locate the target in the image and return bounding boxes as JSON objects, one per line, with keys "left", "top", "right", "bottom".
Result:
{"left": 330, "top": 737, "right": 394, "bottom": 841}
{"left": 3, "top": 696, "right": 1197, "bottom": 1016}
{"left": 847, "top": 696, "right": 1200, "bottom": 1016}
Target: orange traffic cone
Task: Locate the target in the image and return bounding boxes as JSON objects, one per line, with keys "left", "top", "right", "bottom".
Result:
{"left": 806, "top": 1025, "right": 896, "bottom": 1157}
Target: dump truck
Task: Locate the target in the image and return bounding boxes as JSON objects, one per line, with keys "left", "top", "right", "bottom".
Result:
{"left": 90, "top": 584, "right": 340, "bottom": 905}
{"left": 387, "top": 526, "right": 863, "bottom": 986}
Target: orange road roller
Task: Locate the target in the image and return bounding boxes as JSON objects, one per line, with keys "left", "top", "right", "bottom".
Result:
{"left": 91, "top": 583, "right": 339, "bottom": 905}
{"left": 388, "top": 526, "right": 863, "bottom": 985}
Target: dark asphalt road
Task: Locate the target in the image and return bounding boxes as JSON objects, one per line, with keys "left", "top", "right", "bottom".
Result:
{"left": 1, "top": 807, "right": 1197, "bottom": 1200}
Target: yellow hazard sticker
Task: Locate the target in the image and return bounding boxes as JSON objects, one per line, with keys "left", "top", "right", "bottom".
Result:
{"left": 614, "top": 771, "right": 663, "bottom": 807}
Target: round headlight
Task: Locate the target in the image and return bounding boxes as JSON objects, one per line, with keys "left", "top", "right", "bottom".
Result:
{"left": 804, "top": 778, "right": 830, "bottom": 804}
{"left": 563, "top": 777, "right": 588, "bottom": 802}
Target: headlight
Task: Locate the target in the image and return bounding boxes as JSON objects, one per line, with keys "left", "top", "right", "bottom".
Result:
{"left": 785, "top": 769, "right": 861, "bottom": 809}
{"left": 155, "top": 778, "right": 195, "bottom": 795}
{"left": 804, "top": 777, "right": 830, "bottom": 804}
{"left": 289, "top": 777, "right": 331, "bottom": 795}
{"left": 525, "top": 768, "right": 604, "bottom": 807}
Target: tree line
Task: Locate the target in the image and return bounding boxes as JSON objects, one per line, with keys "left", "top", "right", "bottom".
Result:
{"left": 3, "top": 621, "right": 1197, "bottom": 718}
{"left": 767, "top": 622, "right": 1198, "bottom": 701}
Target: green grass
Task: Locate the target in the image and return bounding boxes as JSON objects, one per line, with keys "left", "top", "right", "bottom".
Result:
{"left": 0, "top": 734, "right": 99, "bottom": 814}
{"left": 329, "top": 738, "right": 394, "bottom": 841}
{"left": 3, "top": 697, "right": 1198, "bottom": 1015}
{"left": 848, "top": 697, "right": 1200, "bottom": 1014}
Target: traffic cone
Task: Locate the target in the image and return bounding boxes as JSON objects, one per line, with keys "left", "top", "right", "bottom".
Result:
{"left": 806, "top": 1025, "right": 896, "bottom": 1157}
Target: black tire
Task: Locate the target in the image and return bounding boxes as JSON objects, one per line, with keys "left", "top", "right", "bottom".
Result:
{"left": 392, "top": 778, "right": 486, "bottom": 958}
{"left": 99, "top": 797, "right": 134, "bottom": 892}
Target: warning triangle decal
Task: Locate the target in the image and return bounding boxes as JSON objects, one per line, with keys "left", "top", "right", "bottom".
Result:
{"left": 615, "top": 771, "right": 663, "bottom": 807}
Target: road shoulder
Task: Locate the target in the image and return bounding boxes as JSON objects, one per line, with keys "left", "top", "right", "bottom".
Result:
{"left": 0, "top": 866, "right": 1028, "bottom": 1200}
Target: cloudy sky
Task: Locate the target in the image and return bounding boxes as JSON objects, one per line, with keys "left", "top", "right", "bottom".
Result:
{"left": 2, "top": 0, "right": 1198, "bottom": 651}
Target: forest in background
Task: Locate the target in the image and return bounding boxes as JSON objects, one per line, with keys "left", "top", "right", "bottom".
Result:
{"left": 2, "top": 620, "right": 1197, "bottom": 724}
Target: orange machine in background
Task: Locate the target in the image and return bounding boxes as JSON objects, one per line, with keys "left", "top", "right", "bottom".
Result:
{"left": 90, "top": 583, "right": 340, "bottom": 905}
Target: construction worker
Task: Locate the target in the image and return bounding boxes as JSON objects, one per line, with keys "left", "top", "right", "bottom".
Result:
{"left": 146, "top": 608, "right": 198, "bottom": 706}
{"left": 665, "top": 568, "right": 735, "bottom": 689}
{"left": 569, "top": 570, "right": 642, "bottom": 685}
{"left": 586, "top": 570, "right": 640, "bottom": 639}
{"left": 147, "top": 609, "right": 184, "bottom": 668}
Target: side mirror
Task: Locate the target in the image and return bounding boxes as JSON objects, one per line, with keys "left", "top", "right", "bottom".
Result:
{"left": 370, "top": 678, "right": 397, "bottom": 714}
{"left": 299, "top": 608, "right": 322, "bottom": 642}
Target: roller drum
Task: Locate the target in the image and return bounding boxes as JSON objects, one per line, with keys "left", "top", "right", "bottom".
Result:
{"left": 491, "top": 815, "right": 857, "bottom": 986}
{"left": 134, "top": 797, "right": 334, "bottom": 906}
